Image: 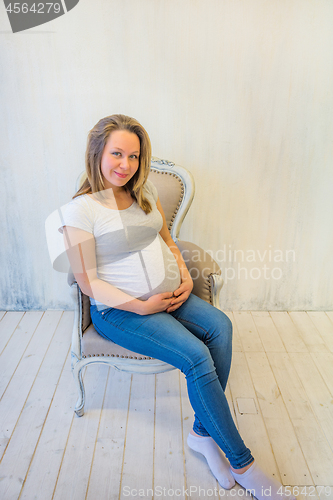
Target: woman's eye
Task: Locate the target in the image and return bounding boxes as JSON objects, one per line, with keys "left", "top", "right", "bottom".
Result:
{"left": 112, "top": 152, "right": 121, "bottom": 156}
{"left": 130, "top": 155, "right": 138, "bottom": 159}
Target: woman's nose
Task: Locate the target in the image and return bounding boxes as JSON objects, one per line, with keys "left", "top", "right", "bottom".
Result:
{"left": 120, "top": 157, "right": 130, "bottom": 169}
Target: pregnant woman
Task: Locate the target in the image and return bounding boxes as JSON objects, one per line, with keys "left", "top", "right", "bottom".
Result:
{"left": 61, "top": 114, "right": 295, "bottom": 500}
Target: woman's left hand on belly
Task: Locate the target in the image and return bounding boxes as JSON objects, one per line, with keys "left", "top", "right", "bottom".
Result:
{"left": 166, "top": 276, "right": 193, "bottom": 313}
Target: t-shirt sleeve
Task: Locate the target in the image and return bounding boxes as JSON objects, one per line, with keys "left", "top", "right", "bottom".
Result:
{"left": 57, "top": 196, "right": 94, "bottom": 234}
{"left": 144, "top": 179, "right": 159, "bottom": 203}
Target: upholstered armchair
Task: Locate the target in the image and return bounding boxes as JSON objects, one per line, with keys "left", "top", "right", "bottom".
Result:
{"left": 69, "top": 157, "right": 224, "bottom": 416}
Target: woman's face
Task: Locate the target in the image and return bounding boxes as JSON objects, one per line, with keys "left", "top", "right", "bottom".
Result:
{"left": 100, "top": 129, "right": 140, "bottom": 191}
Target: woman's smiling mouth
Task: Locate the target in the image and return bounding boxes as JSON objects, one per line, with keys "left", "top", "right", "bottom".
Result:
{"left": 114, "top": 172, "right": 128, "bottom": 178}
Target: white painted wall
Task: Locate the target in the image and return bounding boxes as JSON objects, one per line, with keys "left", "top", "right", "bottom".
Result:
{"left": 1, "top": 0, "right": 332, "bottom": 310}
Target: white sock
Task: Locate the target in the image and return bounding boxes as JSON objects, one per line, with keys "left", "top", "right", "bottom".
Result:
{"left": 230, "top": 461, "right": 296, "bottom": 500}
{"left": 187, "top": 433, "right": 235, "bottom": 489}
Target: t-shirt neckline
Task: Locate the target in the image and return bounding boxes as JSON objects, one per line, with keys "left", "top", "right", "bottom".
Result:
{"left": 86, "top": 193, "right": 136, "bottom": 212}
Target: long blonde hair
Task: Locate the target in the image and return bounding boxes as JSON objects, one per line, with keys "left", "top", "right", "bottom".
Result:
{"left": 74, "top": 114, "right": 152, "bottom": 214}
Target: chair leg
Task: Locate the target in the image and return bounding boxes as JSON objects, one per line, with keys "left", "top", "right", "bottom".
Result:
{"left": 72, "top": 361, "right": 85, "bottom": 417}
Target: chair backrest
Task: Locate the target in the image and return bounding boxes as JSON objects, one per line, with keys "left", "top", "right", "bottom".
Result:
{"left": 149, "top": 157, "right": 194, "bottom": 240}
{"left": 74, "top": 157, "right": 195, "bottom": 333}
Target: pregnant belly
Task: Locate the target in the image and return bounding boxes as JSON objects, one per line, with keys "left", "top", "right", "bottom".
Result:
{"left": 97, "top": 234, "right": 181, "bottom": 300}
{"left": 138, "top": 239, "right": 181, "bottom": 299}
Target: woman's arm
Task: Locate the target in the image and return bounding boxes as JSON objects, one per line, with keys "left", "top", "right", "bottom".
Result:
{"left": 63, "top": 225, "right": 173, "bottom": 315}
{"left": 156, "top": 198, "right": 193, "bottom": 312}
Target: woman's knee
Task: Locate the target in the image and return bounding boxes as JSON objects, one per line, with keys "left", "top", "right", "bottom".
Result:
{"left": 182, "top": 342, "right": 216, "bottom": 378}
{"left": 209, "top": 309, "right": 233, "bottom": 342}
{"left": 222, "top": 312, "right": 233, "bottom": 339}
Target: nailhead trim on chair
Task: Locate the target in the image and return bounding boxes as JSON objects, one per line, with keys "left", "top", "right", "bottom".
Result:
{"left": 151, "top": 168, "right": 185, "bottom": 232}
{"left": 207, "top": 275, "right": 213, "bottom": 304}
{"left": 82, "top": 353, "right": 153, "bottom": 359}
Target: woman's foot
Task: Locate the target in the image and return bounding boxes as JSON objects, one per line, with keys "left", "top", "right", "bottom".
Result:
{"left": 187, "top": 432, "right": 235, "bottom": 489}
{"left": 230, "top": 461, "right": 296, "bottom": 500}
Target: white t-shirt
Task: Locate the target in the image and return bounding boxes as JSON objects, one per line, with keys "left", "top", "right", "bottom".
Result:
{"left": 59, "top": 179, "right": 181, "bottom": 309}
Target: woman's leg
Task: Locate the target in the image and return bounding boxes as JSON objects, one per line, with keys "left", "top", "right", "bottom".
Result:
{"left": 169, "top": 293, "right": 240, "bottom": 486}
{"left": 170, "top": 296, "right": 296, "bottom": 500}
{"left": 90, "top": 300, "right": 253, "bottom": 470}
{"left": 170, "top": 294, "right": 233, "bottom": 437}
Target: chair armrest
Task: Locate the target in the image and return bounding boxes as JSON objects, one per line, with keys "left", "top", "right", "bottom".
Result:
{"left": 70, "top": 282, "right": 82, "bottom": 363}
{"left": 176, "top": 240, "right": 224, "bottom": 308}
{"left": 69, "top": 277, "right": 92, "bottom": 337}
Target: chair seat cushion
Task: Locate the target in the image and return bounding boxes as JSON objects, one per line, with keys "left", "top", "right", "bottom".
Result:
{"left": 82, "top": 324, "right": 154, "bottom": 360}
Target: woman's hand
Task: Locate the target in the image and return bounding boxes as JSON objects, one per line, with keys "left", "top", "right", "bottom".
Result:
{"left": 155, "top": 198, "right": 194, "bottom": 314}
{"left": 166, "top": 276, "right": 193, "bottom": 313}
{"left": 139, "top": 292, "right": 174, "bottom": 315}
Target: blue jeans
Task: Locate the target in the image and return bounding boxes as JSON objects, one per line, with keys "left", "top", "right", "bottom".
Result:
{"left": 90, "top": 293, "right": 254, "bottom": 469}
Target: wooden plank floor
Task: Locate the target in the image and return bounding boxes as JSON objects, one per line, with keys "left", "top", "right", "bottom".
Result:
{"left": 0, "top": 310, "right": 333, "bottom": 500}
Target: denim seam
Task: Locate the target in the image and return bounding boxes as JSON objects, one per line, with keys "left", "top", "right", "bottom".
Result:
{"left": 175, "top": 317, "right": 212, "bottom": 342}
{"left": 192, "top": 429, "right": 210, "bottom": 437}
{"left": 232, "top": 457, "right": 255, "bottom": 470}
